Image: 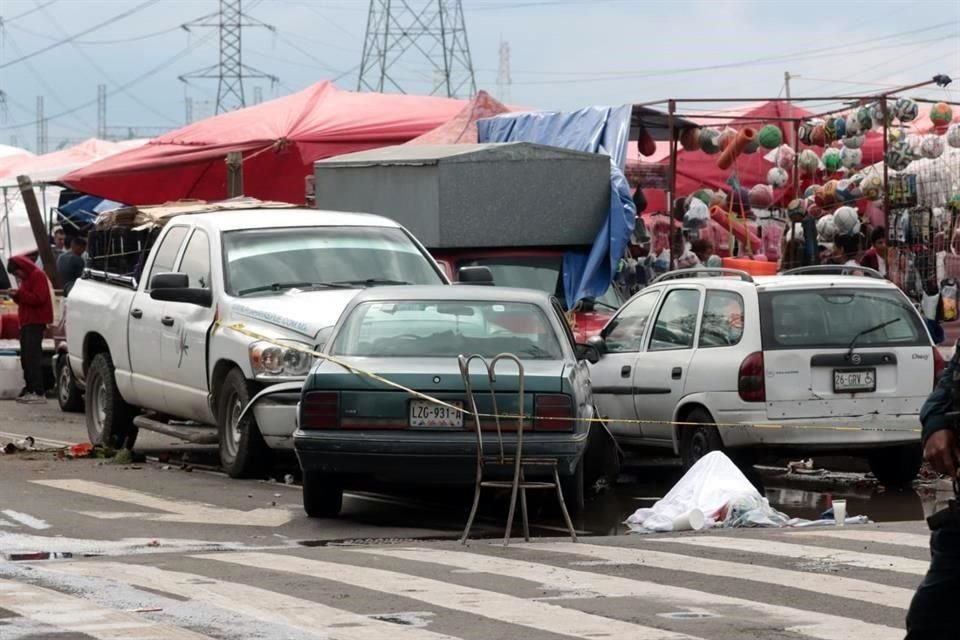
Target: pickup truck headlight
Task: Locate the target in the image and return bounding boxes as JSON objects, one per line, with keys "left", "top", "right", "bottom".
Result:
{"left": 249, "top": 340, "right": 315, "bottom": 378}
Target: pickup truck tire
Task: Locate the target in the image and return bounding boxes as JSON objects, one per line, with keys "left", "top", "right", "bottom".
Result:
{"left": 85, "top": 353, "right": 138, "bottom": 450}
{"left": 217, "top": 368, "right": 269, "bottom": 478}
{"left": 302, "top": 471, "right": 343, "bottom": 518}
{"left": 56, "top": 354, "right": 84, "bottom": 413}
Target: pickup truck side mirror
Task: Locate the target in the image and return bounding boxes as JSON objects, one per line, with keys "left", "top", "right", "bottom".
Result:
{"left": 150, "top": 273, "right": 189, "bottom": 290}
{"left": 456, "top": 266, "right": 494, "bottom": 286}
{"left": 151, "top": 286, "right": 213, "bottom": 307}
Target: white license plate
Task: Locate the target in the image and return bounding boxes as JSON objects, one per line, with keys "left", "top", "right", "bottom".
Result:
{"left": 834, "top": 368, "right": 876, "bottom": 393}
{"left": 409, "top": 400, "right": 463, "bottom": 427}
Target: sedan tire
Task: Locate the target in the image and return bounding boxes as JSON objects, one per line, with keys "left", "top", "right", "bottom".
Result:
{"left": 560, "top": 459, "right": 585, "bottom": 515}
{"left": 56, "top": 354, "right": 84, "bottom": 413}
{"left": 302, "top": 471, "right": 343, "bottom": 518}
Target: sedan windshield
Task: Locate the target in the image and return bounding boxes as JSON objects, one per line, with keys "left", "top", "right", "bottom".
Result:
{"left": 332, "top": 300, "right": 563, "bottom": 360}
{"left": 223, "top": 226, "right": 443, "bottom": 296}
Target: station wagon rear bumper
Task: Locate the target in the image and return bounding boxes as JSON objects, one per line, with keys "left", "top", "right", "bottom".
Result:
{"left": 715, "top": 410, "right": 921, "bottom": 449}
{"left": 293, "top": 430, "right": 588, "bottom": 481}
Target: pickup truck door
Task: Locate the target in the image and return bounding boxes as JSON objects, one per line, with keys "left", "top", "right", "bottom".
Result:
{"left": 160, "top": 228, "right": 217, "bottom": 423}
{"left": 126, "top": 225, "right": 189, "bottom": 410}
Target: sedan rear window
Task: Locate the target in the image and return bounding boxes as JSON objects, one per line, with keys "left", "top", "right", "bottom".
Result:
{"left": 759, "top": 288, "right": 928, "bottom": 350}
{"left": 332, "top": 300, "right": 563, "bottom": 360}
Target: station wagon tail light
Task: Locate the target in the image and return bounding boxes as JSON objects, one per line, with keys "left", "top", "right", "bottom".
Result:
{"left": 933, "top": 347, "right": 946, "bottom": 388}
{"left": 534, "top": 394, "right": 573, "bottom": 431}
{"left": 301, "top": 391, "right": 339, "bottom": 429}
{"left": 738, "top": 352, "right": 765, "bottom": 403}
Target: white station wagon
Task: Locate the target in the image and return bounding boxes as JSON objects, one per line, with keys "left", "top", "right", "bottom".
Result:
{"left": 588, "top": 266, "right": 942, "bottom": 488}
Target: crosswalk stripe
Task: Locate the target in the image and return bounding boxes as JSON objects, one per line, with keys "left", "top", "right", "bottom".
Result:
{"left": 200, "top": 551, "right": 705, "bottom": 640}
{"left": 653, "top": 537, "right": 930, "bottom": 575}
{"left": 1, "top": 509, "right": 51, "bottom": 530}
{"left": 0, "top": 578, "right": 211, "bottom": 639}
{"left": 353, "top": 546, "right": 903, "bottom": 640}
{"left": 47, "top": 561, "right": 462, "bottom": 640}
{"left": 788, "top": 529, "right": 931, "bottom": 548}
{"left": 520, "top": 541, "right": 913, "bottom": 609}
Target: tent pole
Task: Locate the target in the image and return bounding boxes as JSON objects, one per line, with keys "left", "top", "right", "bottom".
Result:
{"left": 667, "top": 99, "right": 678, "bottom": 272}
{"left": 882, "top": 97, "right": 890, "bottom": 243}
{"left": 1, "top": 187, "right": 10, "bottom": 262}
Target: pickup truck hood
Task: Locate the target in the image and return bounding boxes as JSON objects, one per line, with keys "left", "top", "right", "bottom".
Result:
{"left": 230, "top": 289, "right": 361, "bottom": 340}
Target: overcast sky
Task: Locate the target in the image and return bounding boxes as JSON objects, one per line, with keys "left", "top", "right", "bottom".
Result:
{"left": 0, "top": 0, "right": 958, "bottom": 150}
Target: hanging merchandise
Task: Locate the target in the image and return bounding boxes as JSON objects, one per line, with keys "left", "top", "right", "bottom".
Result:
{"left": 684, "top": 198, "right": 710, "bottom": 229}
{"left": 786, "top": 198, "right": 806, "bottom": 222}
{"left": 757, "top": 124, "right": 783, "bottom": 149}
{"left": 718, "top": 127, "right": 738, "bottom": 151}
{"left": 811, "top": 123, "right": 827, "bottom": 147}
{"left": 839, "top": 146, "right": 862, "bottom": 169}
{"left": 822, "top": 148, "right": 842, "bottom": 172}
{"left": 820, "top": 180, "right": 840, "bottom": 205}
{"left": 942, "top": 279, "right": 959, "bottom": 322}
{"left": 842, "top": 134, "right": 865, "bottom": 149}
{"left": 861, "top": 173, "right": 884, "bottom": 200}
{"left": 699, "top": 128, "right": 722, "bottom": 154}
{"left": 845, "top": 113, "right": 861, "bottom": 137}
{"left": 824, "top": 118, "right": 838, "bottom": 143}
{"left": 920, "top": 135, "right": 945, "bottom": 159}
{"left": 798, "top": 121, "right": 814, "bottom": 145}
{"left": 889, "top": 128, "right": 907, "bottom": 144}
{"left": 803, "top": 184, "right": 818, "bottom": 199}
{"left": 717, "top": 128, "right": 757, "bottom": 170}
{"left": 749, "top": 184, "right": 774, "bottom": 209}
{"left": 680, "top": 127, "right": 702, "bottom": 151}
{"left": 888, "top": 174, "right": 919, "bottom": 208}
{"left": 894, "top": 97, "right": 919, "bottom": 123}
{"left": 931, "top": 102, "right": 953, "bottom": 127}
{"left": 816, "top": 213, "right": 838, "bottom": 242}
{"left": 834, "top": 206, "right": 861, "bottom": 236}
{"left": 870, "top": 101, "right": 894, "bottom": 127}
{"left": 836, "top": 179, "right": 857, "bottom": 203}
{"left": 949, "top": 193, "right": 960, "bottom": 211}
{"left": 886, "top": 140, "right": 914, "bottom": 171}
{"left": 691, "top": 189, "right": 714, "bottom": 206}
{"left": 832, "top": 117, "right": 847, "bottom": 139}
{"left": 767, "top": 167, "right": 789, "bottom": 187}
{"left": 743, "top": 136, "right": 760, "bottom": 154}
{"left": 856, "top": 106, "right": 874, "bottom": 132}
{"left": 798, "top": 149, "right": 820, "bottom": 175}
{"left": 947, "top": 123, "right": 960, "bottom": 148}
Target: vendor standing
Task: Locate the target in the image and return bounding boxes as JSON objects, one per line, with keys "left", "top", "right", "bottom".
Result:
{"left": 6, "top": 256, "right": 53, "bottom": 404}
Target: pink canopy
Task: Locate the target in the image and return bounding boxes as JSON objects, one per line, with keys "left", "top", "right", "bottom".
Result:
{"left": 407, "top": 90, "right": 511, "bottom": 145}
{"left": 0, "top": 138, "right": 146, "bottom": 187}
{"left": 63, "top": 81, "right": 466, "bottom": 205}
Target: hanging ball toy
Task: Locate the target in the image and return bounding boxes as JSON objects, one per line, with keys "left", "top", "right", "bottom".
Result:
{"left": 767, "top": 167, "right": 789, "bottom": 188}
{"left": 822, "top": 148, "right": 842, "bottom": 172}
{"left": 798, "top": 122, "right": 814, "bottom": 145}
{"left": 920, "top": 135, "right": 945, "bottom": 159}
{"left": 743, "top": 136, "right": 760, "bottom": 154}
{"left": 836, "top": 179, "right": 855, "bottom": 203}
{"left": 886, "top": 140, "right": 914, "bottom": 171}
{"left": 718, "top": 127, "right": 737, "bottom": 151}
{"left": 803, "top": 184, "right": 819, "bottom": 199}
{"left": 888, "top": 128, "right": 906, "bottom": 144}
{"left": 683, "top": 198, "right": 710, "bottom": 230}
{"left": 775, "top": 144, "right": 796, "bottom": 169}
{"left": 834, "top": 206, "right": 861, "bottom": 237}
{"left": 679, "top": 127, "right": 701, "bottom": 151}
{"left": 856, "top": 106, "right": 873, "bottom": 132}
{"left": 870, "top": 102, "right": 893, "bottom": 127}
{"left": 842, "top": 134, "right": 865, "bottom": 149}
{"left": 947, "top": 123, "right": 960, "bottom": 148}
{"left": 931, "top": 102, "right": 953, "bottom": 127}
{"left": 821, "top": 180, "right": 840, "bottom": 205}
{"left": 749, "top": 184, "right": 775, "bottom": 209}
{"left": 798, "top": 149, "right": 820, "bottom": 175}
{"left": 691, "top": 189, "right": 713, "bottom": 206}
{"left": 861, "top": 174, "right": 884, "bottom": 201}
{"left": 699, "top": 128, "right": 722, "bottom": 154}
{"left": 811, "top": 123, "right": 827, "bottom": 147}
{"left": 817, "top": 214, "right": 838, "bottom": 242}
{"left": 840, "top": 146, "right": 862, "bottom": 169}
{"left": 757, "top": 124, "right": 783, "bottom": 149}
{"left": 845, "top": 113, "right": 861, "bottom": 137}
{"left": 786, "top": 198, "right": 806, "bottom": 222}
{"left": 894, "top": 97, "right": 919, "bottom": 123}
{"left": 823, "top": 118, "right": 838, "bottom": 143}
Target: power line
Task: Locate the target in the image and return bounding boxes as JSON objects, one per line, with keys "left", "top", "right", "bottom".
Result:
{"left": 4, "top": 21, "right": 183, "bottom": 45}
{"left": 0, "top": 0, "right": 58, "bottom": 24}
{"left": 0, "top": 0, "right": 158, "bottom": 69}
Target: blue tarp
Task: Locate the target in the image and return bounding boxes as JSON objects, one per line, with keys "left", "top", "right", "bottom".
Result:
{"left": 478, "top": 105, "right": 635, "bottom": 305}
{"left": 58, "top": 195, "right": 124, "bottom": 229}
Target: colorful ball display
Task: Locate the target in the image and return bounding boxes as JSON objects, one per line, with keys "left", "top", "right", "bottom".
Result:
{"left": 931, "top": 102, "right": 953, "bottom": 127}
{"left": 757, "top": 124, "right": 783, "bottom": 149}
{"left": 836, "top": 179, "right": 856, "bottom": 203}
{"left": 775, "top": 145, "right": 796, "bottom": 169}
{"left": 833, "top": 117, "right": 847, "bottom": 140}
{"left": 691, "top": 189, "right": 713, "bottom": 206}
{"left": 767, "top": 167, "right": 789, "bottom": 188}
{"left": 870, "top": 102, "right": 893, "bottom": 127}
{"left": 749, "top": 184, "right": 775, "bottom": 209}
{"left": 811, "top": 124, "right": 827, "bottom": 147}
{"left": 856, "top": 107, "right": 873, "bottom": 132}
{"left": 680, "top": 127, "right": 701, "bottom": 151}
{"left": 888, "top": 128, "right": 906, "bottom": 144}
{"left": 842, "top": 134, "right": 865, "bottom": 149}
{"left": 798, "top": 122, "right": 814, "bottom": 146}
{"left": 803, "top": 184, "right": 819, "bottom": 199}
{"left": 743, "top": 137, "right": 760, "bottom": 154}
{"left": 684, "top": 198, "right": 710, "bottom": 229}
{"left": 824, "top": 118, "right": 838, "bottom": 143}
{"left": 821, "top": 180, "right": 840, "bottom": 204}
{"left": 822, "top": 148, "right": 842, "bottom": 172}
{"left": 886, "top": 140, "right": 914, "bottom": 171}
{"left": 699, "top": 128, "right": 722, "bottom": 154}
{"left": 840, "top": 147, "right": 862, "bottom": 169}
{"left": 817, "top": 214, "right": 838, "bottom": 242}
{"left": 798, "top": 149, "right": 820, "bottom": 175}
{"left": 947, "top": 123, "right": 960, "bottom": 149}
{"left": 894, "top": 97, "right": 919, "bottom": 123}
{"left": 845, "top": 113, "right": 861, "bottom": 137}
{"left": 834, "top": 206, "right": 861, "bottom": 237}
{"left": 861, "top": 174, "right": 883, "bottom": 201}
{"left": 787, "top": 198, "right": 806, "bottom": 221}
{"left": 920, "top": 135, "right": 945, "bottom": 159}
{"left": 718, "top": 127, "right": 737, "bottom": 151}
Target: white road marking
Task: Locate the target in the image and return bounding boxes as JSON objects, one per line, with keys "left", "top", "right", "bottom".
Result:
{"left": 1, "top": 510, "right": 50, "bottom": 530}
{"left": 201, "top": 551, "right": 704, "bottom": 640}
{"left": 787, "top": 529, "right": 931, "bottom": 548}
{"left": 653, "top": 537, "right": 929, "bottom": 575}
{"left": 32, "top": 479, "right": 293, "bottom": 527}
{"left": 46, "top": 561, "right": 463, "bottom": 640}
{"left": 522, "top": 541, "right": 913, "bottom": 609}
{"left": 351, "top": 547, "right": 903, "bottom": 640}
{"left": 0, "top": 516, "right": 17, "bottom": 527}
{"left": 0, "top": 578, "right": 211, "bottom": 639}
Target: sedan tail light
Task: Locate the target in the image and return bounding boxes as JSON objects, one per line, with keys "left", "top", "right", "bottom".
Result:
{"left": 534, "top": 394, "right": 573, "bottom": 431}
{"left": 738, "top": 352, "right": 765, "bottom": 403}
{"left": 301, "top": 391, "right": 339, "bottom": 429}
{"left": 933, "top": 346, "right": 946, "bottom": 389}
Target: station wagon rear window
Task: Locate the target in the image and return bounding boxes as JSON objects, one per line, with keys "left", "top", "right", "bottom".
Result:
{"left": 332, "top": 300, "right": 563, "bottom": 360}
{"left": 759, "top": 288, "right": 928, "bottom": 350}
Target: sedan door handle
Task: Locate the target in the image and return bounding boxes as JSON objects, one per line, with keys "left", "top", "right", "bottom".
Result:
{"left": 161, "top": 316, "right": 175, "bottom": 327}
{"left": 671, "top": 367, "right": 682, "bottom": 380}
{"left": 130, "top": 308, "right": 143, "bottom": 319}
{"left": 620, "top": 365, "right": 631, "bottom": 378}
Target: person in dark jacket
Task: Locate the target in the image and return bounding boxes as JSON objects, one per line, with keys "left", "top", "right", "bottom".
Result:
{"left": 6, "top": 255, "right": 53, "bottom": 404}
{"left": 907, "top": 346, "right": 960, "bottom": 638}
{"left": 57, "top": 236, "right": 87, "bottom": 296}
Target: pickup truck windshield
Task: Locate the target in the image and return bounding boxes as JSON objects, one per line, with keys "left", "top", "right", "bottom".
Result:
{"left": 223, "top": 226, "right": 443, "bottom": 297}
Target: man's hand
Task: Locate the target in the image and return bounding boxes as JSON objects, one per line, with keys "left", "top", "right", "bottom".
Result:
{"left": 924, "top": 429, "right": 960, "bottom": 478}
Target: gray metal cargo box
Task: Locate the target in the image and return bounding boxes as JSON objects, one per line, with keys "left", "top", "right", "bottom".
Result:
{"left": 313, "top": 143, "right": 610, "bottom": 248}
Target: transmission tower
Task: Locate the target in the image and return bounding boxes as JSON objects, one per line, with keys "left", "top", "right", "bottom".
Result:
{"left": 35, "top": 96, "right": 47, "bottom": 154}
{"left": 179, "top": 0, "right": 278, "bottom": 113}
{"left": 358, "top": 0, "right": 477, "bottom": 98}
{"left": 253, "top": 86, "right": 263, "bottom": 105}
{"left": 97, "top": 84, "right": 107, "bottom": 139}
{"left": 184, "top": 96, "right": 194, "bottom": 125}
{"left": 496, "top": 38, "right": 511, "bottom": 103}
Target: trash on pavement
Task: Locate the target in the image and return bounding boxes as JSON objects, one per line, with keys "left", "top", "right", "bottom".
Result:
{"left": 625, "top": 451, "right": 870, "bottom": 533}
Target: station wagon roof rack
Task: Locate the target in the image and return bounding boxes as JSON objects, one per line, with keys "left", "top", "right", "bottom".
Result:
{"left": 781, "top": 265, "right": 884, "bottom": 279}
{"left": 652, "top": 268, "right": 754, "bottom": 284}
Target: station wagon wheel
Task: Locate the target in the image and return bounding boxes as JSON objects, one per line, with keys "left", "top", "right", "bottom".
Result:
{"left": 678, "top": 407, "right": 724, "bottom": 469}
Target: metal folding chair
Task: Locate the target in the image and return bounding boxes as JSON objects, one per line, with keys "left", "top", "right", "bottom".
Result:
{"left": 458, "top": 353, "right": 578, "bottom": 545}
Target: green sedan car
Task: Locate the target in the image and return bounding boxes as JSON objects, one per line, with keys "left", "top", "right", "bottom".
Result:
{"left": 293, "top": 285, "right": 598, "bottom": 518}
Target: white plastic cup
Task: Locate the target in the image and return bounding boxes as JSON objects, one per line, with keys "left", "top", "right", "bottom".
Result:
{"left": 833, "top": 499, "right": 847, "bottom": 526}
{"left": 671, "top": 509, "right": 706, "bottom": 532}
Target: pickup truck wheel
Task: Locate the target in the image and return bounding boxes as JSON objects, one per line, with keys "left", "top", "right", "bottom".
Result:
{"left": 86, "top": 353, "right": 137, "bottom": 449}
{"left": 217, "top": 368, "right": 269, "bottom": 478}
{"left": 302, "top": 471, "right": 343, "bottom": 518}
{"left": 56, "top": 354, "right": 84, "bottom": 413}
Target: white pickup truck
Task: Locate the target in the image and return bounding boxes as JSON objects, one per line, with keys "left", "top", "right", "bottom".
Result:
{"left": 66, "top": 202, "right": 448, "bottom": 476}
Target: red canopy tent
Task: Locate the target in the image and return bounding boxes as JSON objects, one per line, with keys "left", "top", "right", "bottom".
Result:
{"left": 63, "top": 81, "right": 466, "bottom": 205}
{"left": 406, "top": 90, "right": 510, "bottom": 145}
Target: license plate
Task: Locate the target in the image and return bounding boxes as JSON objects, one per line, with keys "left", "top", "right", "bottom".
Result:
{"left": 409, "top": 400, "right": 463, "bottom": 427}
{"left": 834, "top": 368, "right": 876, "bottom": 393}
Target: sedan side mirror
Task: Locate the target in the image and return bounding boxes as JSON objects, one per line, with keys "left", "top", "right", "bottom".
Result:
{"left": 575, "top": 342, "right": 601, "bottom": 364}
{"left": 456, "top": 266, "right": 494, "bottom": 286}
{"left": 586, "top": 334, "right": 606, "bottom": 355}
